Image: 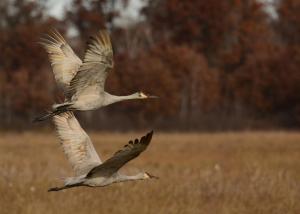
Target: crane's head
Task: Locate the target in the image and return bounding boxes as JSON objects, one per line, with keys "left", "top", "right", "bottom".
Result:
{"left": 136, "top": 91, "right": 159, "bottom": 99}
{"left": 143, "top": 172, "right": 159, "bottom": 179}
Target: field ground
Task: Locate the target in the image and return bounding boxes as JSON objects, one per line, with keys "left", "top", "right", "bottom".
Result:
{"left": 0, "top": 131, "right": 299, "bottom": 214}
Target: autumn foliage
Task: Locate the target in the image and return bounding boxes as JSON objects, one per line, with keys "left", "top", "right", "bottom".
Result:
{"left": 0, "top": 0, "right": 299, "bottom": 130}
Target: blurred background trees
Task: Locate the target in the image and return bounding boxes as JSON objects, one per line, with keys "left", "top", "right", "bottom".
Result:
{"left": 0, "top": 0, "right": 299, "bottom": 130}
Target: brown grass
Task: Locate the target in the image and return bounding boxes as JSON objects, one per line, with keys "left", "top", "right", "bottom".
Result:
{"left": 0, "top": 131, "right": 299, "bottom": 214}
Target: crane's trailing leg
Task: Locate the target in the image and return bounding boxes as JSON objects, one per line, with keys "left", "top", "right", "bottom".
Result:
{"left": 48, "top": 183, "right": 82, "bottom": 192}
{"left": 48, "top": 176, "right": 85, "bottom": 192}
{"left": 48, "top": 186, "right": 67, "bottom": 192}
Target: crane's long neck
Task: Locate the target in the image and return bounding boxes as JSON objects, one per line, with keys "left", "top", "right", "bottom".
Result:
{"left": 103, "top": 92, "right": 139, "bottom": 106}
{"left": 115, "top": 173, "right": 145, "bottom": 183}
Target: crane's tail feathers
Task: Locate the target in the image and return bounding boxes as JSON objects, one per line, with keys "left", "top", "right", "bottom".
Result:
{"left": 52, "top": 102, "right": 73, "bottom": 110}
{"left": 33, "top": 103, "right": 73, "bottom": 122}
{"left": 54, "top": 103, "right": 74, "bottom": 112}
{"left": 64, "top": 176, "right": 85, "bottom": 186}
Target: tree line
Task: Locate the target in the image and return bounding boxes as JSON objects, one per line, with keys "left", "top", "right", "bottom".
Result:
{"left": 0, "top": 0, "right": 299, "bottom": 130}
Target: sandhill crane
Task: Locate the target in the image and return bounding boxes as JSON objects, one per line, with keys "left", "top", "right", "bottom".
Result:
{"left": 34, "top": 30, "right": 157, "bottom": 122}
{"left": 48, "top": 112, "right": 157, "bottom": 191}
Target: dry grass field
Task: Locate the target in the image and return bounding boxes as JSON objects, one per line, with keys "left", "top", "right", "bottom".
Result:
{"left": 0, "top": 131, "right": 299, "bottom": 214}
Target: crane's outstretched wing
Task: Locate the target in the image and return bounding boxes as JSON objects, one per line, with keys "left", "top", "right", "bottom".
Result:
{"left": 67, "top": 30, "right": 113, "bottom": 98}
{"left": 40, "top": 29, "right": 82, "bottom": 91}
{"left": 53, "top": 112, "right": 101, "bottom": 176}
{"left": 87, "top": 131, "right": 153, "bottom": 178}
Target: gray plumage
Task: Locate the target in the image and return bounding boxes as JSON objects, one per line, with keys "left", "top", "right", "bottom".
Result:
{"left": 48, "top": 112, "right": 157, "bottom": 192}
{"left": 34, "top": 30, "right": 157, "bottom": 122}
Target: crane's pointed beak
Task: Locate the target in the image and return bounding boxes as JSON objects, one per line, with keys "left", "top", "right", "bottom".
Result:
{"left": 139, "top": 92, "right": 159, "bottom": 99}
{"left": 145, "top": 172, "right": 159, "bottom": 179}
{"left": 146, "top": 95, "right": 159, "bottom": 99}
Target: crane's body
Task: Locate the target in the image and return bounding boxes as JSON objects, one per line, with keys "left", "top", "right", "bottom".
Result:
{"left": 34, "top": 30, "right": 157, "bottom": 122}
{"left": 54, "top": 92, "right": 148, "bottom": 111}
{"left": 51, "top": 172, "right": 150, "bottom": 191}
{"left": 48, "top": 112, "right": 157, "bottom": 192}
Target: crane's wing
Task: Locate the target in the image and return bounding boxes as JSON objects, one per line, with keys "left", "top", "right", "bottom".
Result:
{"left": 67, "top": 30, "right": 113, "bottom": 98}
{"left": 53, "top": 112, "right": 101, "bottom": 176}
{"left": 86, "top": 131, "right": 153, "bottom": 178}
{"left": 40, "top": 29, "right": 82, "bottom": 92}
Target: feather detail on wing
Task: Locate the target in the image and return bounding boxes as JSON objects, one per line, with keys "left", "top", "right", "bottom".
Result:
{"left": 40, "top": 29, "right": 82, "bottom": 92}
{"left": 67, "top": 30, "right": 113, "bottom": 98}
{"left": 53, "top": 112, "right": 101, "bottom": 176}
{"left": 87, "top": 131, "right": 153, "bottom": 178}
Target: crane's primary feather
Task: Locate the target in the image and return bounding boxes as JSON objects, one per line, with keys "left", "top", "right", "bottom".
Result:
{"left": 86, "top": 131, "right": 153, "bottom": 178}
{"left": 40, "top": 29, "right": 82, "bottom": 92}
{"left": 67, "top": 30, "right": 113, "bottom": 98}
